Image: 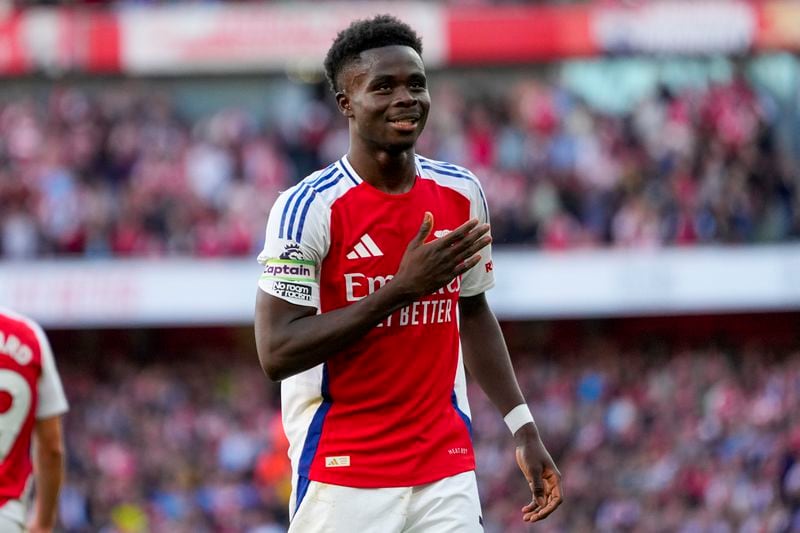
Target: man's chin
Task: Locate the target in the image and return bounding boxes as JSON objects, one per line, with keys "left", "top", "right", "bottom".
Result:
{"left": 384, "top": 136, "right": 418, "bottom": 154}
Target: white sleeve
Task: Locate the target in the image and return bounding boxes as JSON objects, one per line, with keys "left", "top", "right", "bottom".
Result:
{"left": 257, "top": 184, "right": 330, "bottom": 309}
{"left": 33, "top": 325, "right": 68, "bottom": 419}
{"left": 460, "top": 176, "right": 495, "bottom": 297}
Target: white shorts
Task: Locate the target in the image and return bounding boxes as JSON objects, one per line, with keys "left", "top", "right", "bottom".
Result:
{"left": 0, "top": 500, "right": 25, "bottom": 533}
{"left": 289, "top": 470, "right": 483, "bottom": 533}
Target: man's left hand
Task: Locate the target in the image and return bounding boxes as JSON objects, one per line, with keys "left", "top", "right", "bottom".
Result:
{"left": 514, "top": 426, "right": 563, "bottom": 522}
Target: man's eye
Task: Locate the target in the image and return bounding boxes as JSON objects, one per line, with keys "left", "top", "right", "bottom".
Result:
{"left": 376, "top": 84, "right": 391, "bottom": 92}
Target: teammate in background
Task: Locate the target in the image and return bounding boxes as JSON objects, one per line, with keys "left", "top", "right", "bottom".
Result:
{"left": 255, "top": 15, "right": 562, "bottom": 531}
{"left": 0, "top": 308, "right": 68, "bottom": 533}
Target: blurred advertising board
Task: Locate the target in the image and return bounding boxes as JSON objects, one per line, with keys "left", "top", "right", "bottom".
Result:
{"left": 0, "top": 2, "right": 799, "bottom": 76}
{"left": 0, "top": 259, "right": 257, "bottom": 328}
{"left": 592, "top": 1, "right": 756, "bottom": 55}
{"left": 0, "top": 11, "right": 29, "bottom": 74}
{"left": 0, "top": 8, "right": 118, "bottom": 75}
{"left": 118, "top": 2, "right": 446, "bottom": 74}
{"left": 446, "top": 5, "right": 596, "bottom": 64}
{"left": 757, "top": 1, "right": 800, "bottom": 50}
{"left": 2, "top": 246, "right": 800, "bottom": 328}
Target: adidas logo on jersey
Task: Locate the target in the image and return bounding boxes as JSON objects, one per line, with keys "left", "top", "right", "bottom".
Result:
{"left": 346, "top": 234, "right": 383, "bottom": 260}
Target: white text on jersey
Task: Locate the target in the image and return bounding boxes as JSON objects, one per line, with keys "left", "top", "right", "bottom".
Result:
{"left": 345, "top": 274, "right": 461, "bottom": 302}
{"left": 345, "top": 274, "right": 461, "bottom": 328}
{"left": 0, "top": 331, "right": 33, "bottom": 366}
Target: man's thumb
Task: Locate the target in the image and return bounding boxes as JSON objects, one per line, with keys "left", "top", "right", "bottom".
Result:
{"left": 415, "top": 212, "right": 434, "bottom": 245}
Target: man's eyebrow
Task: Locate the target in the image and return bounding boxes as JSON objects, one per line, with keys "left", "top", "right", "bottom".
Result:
{"left": 368, "top": 74, "right": 395, "bottom": 84}
{"left": 369, "top": 72, "right": 425, "bottom": 83}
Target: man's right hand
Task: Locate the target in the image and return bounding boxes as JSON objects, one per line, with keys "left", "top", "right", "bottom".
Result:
{"left": 392, "top": 212, "right": 491, "bottom": 300}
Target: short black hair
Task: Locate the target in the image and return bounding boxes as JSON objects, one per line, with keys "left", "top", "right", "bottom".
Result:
{"left": 324, "top": 14, "right": 423, "bottom": 94}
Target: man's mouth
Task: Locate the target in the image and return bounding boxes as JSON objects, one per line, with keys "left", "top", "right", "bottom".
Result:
{"left": 388, "top": 115, "right": 420, "bottom": 132}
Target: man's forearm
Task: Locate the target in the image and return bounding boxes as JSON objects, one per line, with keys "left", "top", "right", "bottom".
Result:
{"left": 256, "top": 280, "right": 414, "bottom": 380}
{"left": 461, "top": 295, "right": 563, "bottom": 521}
{"left": 32, "top": 441, "right": 64, "bottom": 529}
{"left": 459, "top": 294, "right": 534, "bottom": 427}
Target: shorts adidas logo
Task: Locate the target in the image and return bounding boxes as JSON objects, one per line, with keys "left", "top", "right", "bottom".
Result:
{"left": 346, "top": 234, "right": 383, "bottom": 260}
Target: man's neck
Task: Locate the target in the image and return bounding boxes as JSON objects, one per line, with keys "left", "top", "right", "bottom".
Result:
{"left": 347, "top": 146, "right": 417, "bottom": 195}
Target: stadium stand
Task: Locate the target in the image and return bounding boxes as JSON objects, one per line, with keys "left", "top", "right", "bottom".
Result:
{"left": 2, "top": 1, "right": 799, "bottom": 531}
{"left": 53, "top": 320, "right": 800, "bottom": 532}
{"left": 0, "top": 74, "right": 791, "bottom": 258}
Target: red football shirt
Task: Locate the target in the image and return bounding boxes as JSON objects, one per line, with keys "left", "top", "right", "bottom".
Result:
{"left": 0, "top": 308, "right": 68, "bottom": 514}
{"left": 258, "top": 155, "right": 494, "bottom": 514}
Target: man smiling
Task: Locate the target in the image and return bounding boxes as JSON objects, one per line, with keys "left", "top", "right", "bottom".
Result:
{"left": 254, "top": 15, "right": 562, "bottom": 532}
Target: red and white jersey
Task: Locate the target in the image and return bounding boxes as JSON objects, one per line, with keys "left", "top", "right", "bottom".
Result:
{"left": 257, "top": 155, "right": 494, "bottom": 515}
{"left": 0, "top": 308, "right": 68, "bottom": 511}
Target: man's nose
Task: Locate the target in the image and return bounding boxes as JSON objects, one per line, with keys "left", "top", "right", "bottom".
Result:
{"left": 394, "top": 87, "right": 417, "bottom": 106}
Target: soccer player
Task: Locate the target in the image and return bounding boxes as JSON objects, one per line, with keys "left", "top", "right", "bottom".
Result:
{"left": 254, "top": 15, "right": 562, "bottom": 531}
{"left": 0, "top": 308, "right": 68, "bottom": 533}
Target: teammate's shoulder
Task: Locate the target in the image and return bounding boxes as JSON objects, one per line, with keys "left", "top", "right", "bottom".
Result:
{"left": 0, "top": 307, "right": 47, "bottom": 346}
{"left": 0, "top": 307, "right": 39, "bottom": 332}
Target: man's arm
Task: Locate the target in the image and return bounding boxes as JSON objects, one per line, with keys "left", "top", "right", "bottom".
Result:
{"left": 255, "top": 214, "right": 491, "bottom": 381}
{"left": 256, "top": 282, "right": 408, "bottom": 381}
{"left": 459, "top": 293, "right": 563, "bottom": 523}
{"left": 27, "top": 416, "right": 65, "bottom": 533}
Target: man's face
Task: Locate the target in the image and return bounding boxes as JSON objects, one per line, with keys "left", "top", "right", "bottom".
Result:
{"left": 338, "top": 45, "right": 430, "bottom": 153}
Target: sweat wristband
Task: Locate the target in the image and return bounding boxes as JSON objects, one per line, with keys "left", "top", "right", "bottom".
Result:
{"left": 504, "top": 404, "right": 534, "bottom": 435}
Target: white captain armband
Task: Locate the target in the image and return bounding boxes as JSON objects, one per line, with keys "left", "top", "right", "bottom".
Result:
{"left": 504, "top": 404, "right": 534, "bottom": 435}
{"left": 258, "top": 257, "right": 319, "bottom": 307}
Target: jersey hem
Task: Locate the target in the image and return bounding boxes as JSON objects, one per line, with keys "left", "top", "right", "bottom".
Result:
{"left": 0, "top": 499, "right": 26, "bottom": 525}
{"left": 306, "top": 462, "right": 476, "bottom": 489}
{"left": 35, "top": 405, "right": 68, "bottom": 420}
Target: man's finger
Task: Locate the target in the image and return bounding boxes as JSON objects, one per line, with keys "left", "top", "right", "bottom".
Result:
{"left": 453, "top": 234, "right": 492, "bottom": 264}
{"left": 449, "top": 224, "right": 491, "bottom": 256}
{"left": 412, "top": 212, "right": 434, "bottom": 246}
{"left": 454, "top": 255, "right": 481, "bottom": 277}
{"left": 438, "top": 218, "right": 480, "bottom": 246}
{"left": 521, "top": 499, "right": 538, "bottom": 513}
{"left": 523, "top": 495, "right": 563, "bottom": 522}
{"left": 523, "top": 475, "right": 563, "bottom": 523}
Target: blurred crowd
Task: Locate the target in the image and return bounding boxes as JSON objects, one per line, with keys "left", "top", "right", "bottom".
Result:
{"left": 424, "top": 76, "right": 793, "bottom": 249}
{"left": 60, "top": 353, "right": 289, "bottom": 533}
{"left": 0, "top": 73, "right": 795, "bottom": 259}
{"left": 57, "top": 339, "right": 800, "bottom": 532}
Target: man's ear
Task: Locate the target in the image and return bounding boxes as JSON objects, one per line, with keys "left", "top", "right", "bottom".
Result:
{"left": 336, "top": 91, "right": 353, "bottom": 118}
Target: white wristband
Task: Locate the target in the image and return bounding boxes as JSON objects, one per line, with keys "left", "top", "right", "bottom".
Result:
{"left": 504, "top": 404, "right": 534, "bottom": 435}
